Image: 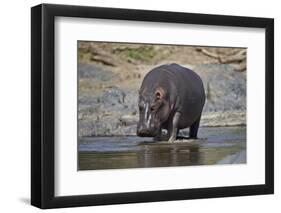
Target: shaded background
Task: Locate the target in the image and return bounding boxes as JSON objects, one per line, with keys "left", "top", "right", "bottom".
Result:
{"left": 78, "top": 42, "right": 246, "bottom": 137}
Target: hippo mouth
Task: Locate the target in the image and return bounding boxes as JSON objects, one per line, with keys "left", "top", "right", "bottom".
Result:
{"left": 137, "top": 131, "right": 156, "bottom": 137}
{"left": 136, "top": 126, "right": 158, "bottom": 137}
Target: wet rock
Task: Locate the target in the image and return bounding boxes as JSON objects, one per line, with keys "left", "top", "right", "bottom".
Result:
{"left": 101, "top": 86, "right": 126, "bottom": 107}
{"left": 194, "top": 64, "right": 246, "bottom": 112}
{"left": 200, "top": 111, "right": 246, "bottom": 127}
{"left": 78, "top": 63, "right": 116, "bottom": 81}
{"left": 119, "top": 115, "right": 138, "bottom": 126}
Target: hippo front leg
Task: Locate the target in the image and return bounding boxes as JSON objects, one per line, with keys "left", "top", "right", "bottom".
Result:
{"left": 168, "top": 112, "right": 181, "bottom": 143}
{"left": 153, "top": 128, "right": 163, "bottom": 141}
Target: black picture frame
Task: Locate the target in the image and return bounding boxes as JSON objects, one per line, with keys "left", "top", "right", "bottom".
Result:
{"left": 31, "top": 3, "right": 274, "bottom": 209}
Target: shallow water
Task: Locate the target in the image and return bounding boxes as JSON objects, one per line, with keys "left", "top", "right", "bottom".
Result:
{"left": 78, "top": 127, "right": 246, "bottom": 170}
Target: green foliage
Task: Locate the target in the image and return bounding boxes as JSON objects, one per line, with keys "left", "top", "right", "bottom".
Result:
{"left": 124, "top": 46, "right": 156, "bottom": 62}
{"left": 111, "top": 45, "right": 157, "bottom": 63}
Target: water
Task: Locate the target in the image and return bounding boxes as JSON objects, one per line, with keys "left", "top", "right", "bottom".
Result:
{"left": 78, "top": 127, "right": 246, "bottom": 170}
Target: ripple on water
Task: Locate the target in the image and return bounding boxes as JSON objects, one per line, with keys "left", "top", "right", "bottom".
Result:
{"left": 78, "top": 127, "right": 246, "bottom": 170}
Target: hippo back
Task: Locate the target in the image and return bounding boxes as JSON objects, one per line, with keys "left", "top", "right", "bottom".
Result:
{"left": 142, "top": 63, "right": 205, "bottom": 128}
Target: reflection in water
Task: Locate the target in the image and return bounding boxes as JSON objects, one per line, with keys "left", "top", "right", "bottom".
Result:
{"left": 78, "top": 127, "right": 246, "bottom": 170}
{"left": 138, "top": 144, "right": 200, "bottom": 168}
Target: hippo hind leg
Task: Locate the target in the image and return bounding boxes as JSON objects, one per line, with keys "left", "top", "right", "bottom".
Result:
{"left": 189, "top": 115, "right": 201, "bottom": 139}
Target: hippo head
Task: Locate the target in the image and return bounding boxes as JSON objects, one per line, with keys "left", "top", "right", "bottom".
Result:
{"left": 137, "top": 87, "right": 171, "bottom": 137}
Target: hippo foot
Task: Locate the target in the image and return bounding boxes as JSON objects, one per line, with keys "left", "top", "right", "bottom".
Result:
{"left": 153, "top": 136, "right": 162, "bottom": 142}
{"left": 187, "top": 136, "right": 198, "bottom": 140}
{"left": 176, "top": 135, "right": 189, "bottom": 140}
{"left": 154, "top": 134, "right": 169, "bottom": 142}
{"left": 167, "top": 138, "right": 176, "bottom": 143}
{"left": 177, "top": 136, "right": 198, "bottom": 140}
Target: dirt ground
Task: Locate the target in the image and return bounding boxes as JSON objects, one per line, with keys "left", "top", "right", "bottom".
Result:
{"left": 78, "top": 42, "right": 246, "bottom": 91}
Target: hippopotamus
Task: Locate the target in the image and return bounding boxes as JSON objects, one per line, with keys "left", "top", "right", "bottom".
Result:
{"left": 136, "top": 63, "right": 205, "bottom": 143}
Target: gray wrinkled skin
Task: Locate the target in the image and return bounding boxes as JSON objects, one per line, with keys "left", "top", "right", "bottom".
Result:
{"left": 137, "top": 63, "right": 205, "bottom": 143}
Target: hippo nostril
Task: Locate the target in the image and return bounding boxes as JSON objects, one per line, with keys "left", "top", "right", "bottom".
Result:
{"left": 139, "top": 129, "right": 147, "bottom": 134}
{"left": 137, "top": 126, "right": 152, "bottom": 137}
{"left": 143, "top": 129, "right": 149, "bottom": 134}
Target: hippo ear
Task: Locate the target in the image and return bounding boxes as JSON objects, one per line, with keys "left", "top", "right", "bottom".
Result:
{"left": 155, "top": 87, "right": 165, "bottom": 100}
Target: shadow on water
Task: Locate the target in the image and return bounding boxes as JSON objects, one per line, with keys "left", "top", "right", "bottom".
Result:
{"left": 78, "top": 127, "right": 246, "bottom": 170}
